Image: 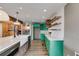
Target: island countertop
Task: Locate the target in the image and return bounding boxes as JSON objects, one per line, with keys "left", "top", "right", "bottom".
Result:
{"left": 0, "top": 38, "right": 20, "bottom": 54}
{"left": 0, "top": 35, "right": 30, "bottom": 55}
{"left": 15, "top": 35, "right": 30, "bottom": 47}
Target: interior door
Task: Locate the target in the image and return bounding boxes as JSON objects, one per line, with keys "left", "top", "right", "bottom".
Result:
{"left": 34, "top": 28, "right": 40, "bottom": 40}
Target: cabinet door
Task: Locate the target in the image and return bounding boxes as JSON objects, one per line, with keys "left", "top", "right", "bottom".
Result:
{"left": 2, "top": 22, "right": 14, "bottom": 37}
{"left": 0, "top": 23, "right": 2, "bottom": 37}
{"left": 2, "top": 23, "right": 9, "bottom": 37}
{"left": 15, "top": 42, "right": 28, "bottom": 56}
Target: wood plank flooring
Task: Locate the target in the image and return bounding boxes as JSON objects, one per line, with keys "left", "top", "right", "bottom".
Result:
{"left": 25, "top": 40, "right": 48, "bottom": 56}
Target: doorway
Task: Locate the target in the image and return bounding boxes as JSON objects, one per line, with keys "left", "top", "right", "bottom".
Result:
{"left": 33, "top": 27, "right": 40, "bottom": 40}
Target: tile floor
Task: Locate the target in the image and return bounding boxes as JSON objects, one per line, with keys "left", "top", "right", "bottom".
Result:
{"left": 25, "top": 40, "right": 48, "bottom": 56}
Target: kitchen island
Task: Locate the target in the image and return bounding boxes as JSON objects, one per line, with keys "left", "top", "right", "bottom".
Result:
{"left": 14, "top": 35, "right": 31, "bottom": 56}
{"left": 0, "top": 37, "right": 20, "bottom": 56}
{"left": 0, "top": 35, "right": 31, "bottom": 56}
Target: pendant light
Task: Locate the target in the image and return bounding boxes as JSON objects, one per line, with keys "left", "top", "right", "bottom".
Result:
{"left": 25, "top": 24, "right": 30, "bottom": 30}
{"left": 14, "top": 20, "right": 20, "bottom": 25}
{"left": 14, "top": 11, "right": 20, "bottom": 25}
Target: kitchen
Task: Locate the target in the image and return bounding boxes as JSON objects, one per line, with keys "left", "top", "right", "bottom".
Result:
{"left": 0, "top": 10, "right": 31, "bottom": 56}
{"left": 0, "top": 3, "right": 66, "bottom": 56}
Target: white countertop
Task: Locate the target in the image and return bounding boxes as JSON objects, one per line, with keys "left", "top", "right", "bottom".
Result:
{"left": 40, "top": 30, "right": 63, "bottom": 41}
{"left": 45, "top": 34, "right": 64, "bottom": 41}
{"left": 15, "top": 35, "right": 30, "bottom": 47}
{"left": 0, "top": 38, "right": 20, "bottom": 54}
{"left": 0, "top": 35, "right": 30, "bottom": 54}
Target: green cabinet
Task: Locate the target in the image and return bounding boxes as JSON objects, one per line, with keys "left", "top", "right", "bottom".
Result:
{"left": 45, "top": 36, "right": 50, "bottom": 50}
{"left": 44, "top": 34, "right": 64, "bottom": 56}
{"left": 33, "top": 23, "right": 40, "bottom": 28}
{"left": 40, "top": 34, "right": 45, "bottom": 41}
{"left": 49, "top": 40, "right": 64, "bottom": 56}
{"left": 40, "top": 22, "right": 48, "bottom": 30}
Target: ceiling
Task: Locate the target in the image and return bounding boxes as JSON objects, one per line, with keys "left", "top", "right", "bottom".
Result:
{"left": 0, "top": 3, "right": 66, "bottom": 23}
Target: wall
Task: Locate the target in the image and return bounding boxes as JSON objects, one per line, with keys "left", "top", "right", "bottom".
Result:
{"left": 49, "top": 8, "right": 64, "bottom": 41}
{"left": 33, "top": 23, "right": 40, "bottom": 39}
{"left": 64, "top": 4, "right": 79, "bottom": 55}
{"left": 47, "top": 8, "right": 64, "bottom": 56}
{"left": 31, "top": 24, "right": 33, "bottom": 40}
{"left": 34, "top": 28, "right": 40, "bottom": 39}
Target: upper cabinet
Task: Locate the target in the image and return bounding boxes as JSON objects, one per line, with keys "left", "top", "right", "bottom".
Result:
{"left": 0, "top": 21, "right": 14, "bottom": 37}
{"left": 33, "top": 23, "right": 40, "bottom": 28}
{"left": 40, "top": 22, "right": 48, "bottom": 30}
{"left": 0, "top": 10, "right": 14, "bottom": 37}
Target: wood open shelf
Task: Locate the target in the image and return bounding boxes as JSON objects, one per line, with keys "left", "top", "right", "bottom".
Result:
{"left": 46, "top": 16, "right": 61, "bottom": 28}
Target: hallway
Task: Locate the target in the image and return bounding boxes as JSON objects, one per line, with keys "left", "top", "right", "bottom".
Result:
{"left": 25, "top": 40, "right": 48, "bottom": 56}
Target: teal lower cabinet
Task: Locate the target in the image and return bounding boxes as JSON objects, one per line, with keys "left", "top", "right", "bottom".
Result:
{"left": 48, "top": 40, "right": 64, "bottom": 56}
{"left": 40, "top": 34, "right": 45, "bottom": 41}
{"left": 44, "top": 35, "right": 64, "bottom": 56}
{"left": 45, "top": 36, "right": 50, "bottom": 50}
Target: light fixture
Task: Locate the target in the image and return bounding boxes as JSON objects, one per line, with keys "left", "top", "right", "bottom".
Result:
{"left": 27, "top": 26, "right": 30, "bottom": 30}
{"left": 43, "top": 9, "right": 47, "bottom": 12}
{"left": 0, "top": 7, "right": 2, "bottom": 9}
{"left": 0, "top": 13, "right": 2, "bottom": 15}
{"left": 25, "top": 24, "right": 30, "bottom": 30}
{"left": 14, "top": 9, "right": 22, "bottom": 37}
{"left": 19, "top": 7, "right": 22, "bottom": 10}
{"left": 0, "top": 10, "right": 9, "bottom": 21}
{"left": 14, "top": 11, "right": 20, "bottom": 25}
{"left": 14, "top": 21, "right": 20, "bottom": 25}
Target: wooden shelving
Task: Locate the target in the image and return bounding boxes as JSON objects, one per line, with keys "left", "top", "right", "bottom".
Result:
{"left": 51, "top": 16, "right": 61, "bottom": 23}
{"left": 51, "top": 22, "right": 61, "bottom": 26}
{"left": 46, "top": 16, "right": 61, "bottom": 28}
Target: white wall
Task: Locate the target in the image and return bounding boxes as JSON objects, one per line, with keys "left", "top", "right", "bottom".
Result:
{"left": 65, "top": 4, "right": 79, "bottom": 52}
{"left": 48, "top": 8, "right": 64, "bottom": 40}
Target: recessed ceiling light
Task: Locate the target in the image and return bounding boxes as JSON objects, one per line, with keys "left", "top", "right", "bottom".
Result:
{"left": 26, "top": 15, "right": 30, "bottom": 18}
{"left": 0, "top": 13, "right": 2, "bottom": 15}
{"left": 43, "top": 9, "right": 47, "bottom": 12}
{"left": 0, "top": 7, "right": 3, "bottom": 9}
{"left": 19, "top": 7, "right": 22, "bottom": 10}
{"left": 14, "top": 15, "right": 16, "bottom": 18}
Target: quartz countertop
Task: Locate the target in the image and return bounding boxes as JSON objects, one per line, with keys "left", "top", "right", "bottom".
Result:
{"left": 44, "top": 33, "right": 63, "bottom": 41}
{"left": 44, "top": 33, "right": 53, "bottom": 41}
{"left": 0, "top": 38, "right": 20, "bottom": 54}
{"left": 40, "top": 30, "right": 53, "bottom": 41}
{"left": 0, "top": 35, "right": 30, "bottom": 54}
{"left": 40, "top": 30, "right": 63, "bottom": 41}
{"left": 15, "top": 35, "right": 30, "bottom": 47}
